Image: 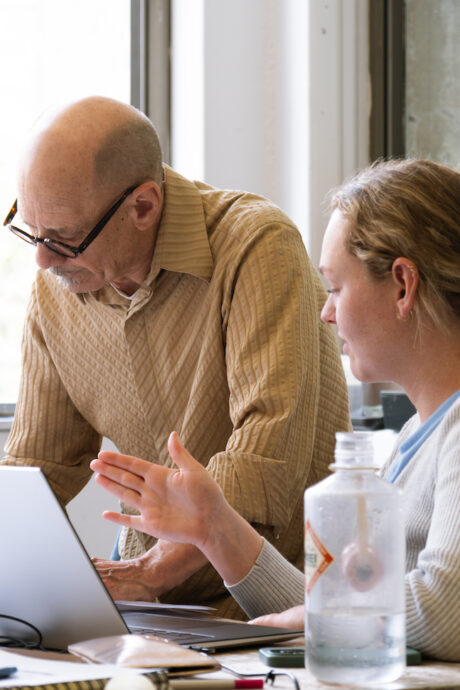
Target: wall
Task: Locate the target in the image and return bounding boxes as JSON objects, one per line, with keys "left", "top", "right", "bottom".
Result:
{"left": 66, "top": 439, "right": 120, "bottom": 559}
{"left": 171, "top": 0, "right": 369, "bottom": 268}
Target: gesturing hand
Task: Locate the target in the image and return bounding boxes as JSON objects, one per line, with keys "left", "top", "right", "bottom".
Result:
{"left": 90, "top": 431, "right": 226, "bottom": 552}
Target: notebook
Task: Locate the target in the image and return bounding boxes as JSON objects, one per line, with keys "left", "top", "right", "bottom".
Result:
{"left": 0, "top": 466, "right": 300, "bottom": 651}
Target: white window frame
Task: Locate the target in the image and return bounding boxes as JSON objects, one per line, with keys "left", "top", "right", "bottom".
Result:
{"left": 170, "top": 0, "right": 369, "bottom": 268}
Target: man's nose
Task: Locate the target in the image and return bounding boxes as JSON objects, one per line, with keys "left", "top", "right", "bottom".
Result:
{"left": 35, "top": 242, "right": 67, "bottom": 270}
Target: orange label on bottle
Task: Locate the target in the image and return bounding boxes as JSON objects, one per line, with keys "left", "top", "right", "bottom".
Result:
{"left": 304, "top": 519, "right": 334, "bottom": 595}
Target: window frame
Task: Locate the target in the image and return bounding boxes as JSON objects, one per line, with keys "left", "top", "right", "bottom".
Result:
{"left": 131, "top": 0, "right": 171, "bottom": 163}
{"left": 369, "top": 0, "right": 406, "bottom": 159}
{"left": 0, "top": 1, "right": 171, "bottom": 408}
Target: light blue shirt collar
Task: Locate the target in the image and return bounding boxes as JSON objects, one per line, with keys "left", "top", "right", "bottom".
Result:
{"left": 386, "top": 389, "right": 460, "bottom": 483}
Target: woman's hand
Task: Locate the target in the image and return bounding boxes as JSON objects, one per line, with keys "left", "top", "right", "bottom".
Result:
{"left": 90, "top": 431, "right": 264, "bottom": 585}
{"left": 90, "top": 431, "right": 226, "bottom": 552}
{"left": 250, "top": 604, "right": 305, "bottom": 630}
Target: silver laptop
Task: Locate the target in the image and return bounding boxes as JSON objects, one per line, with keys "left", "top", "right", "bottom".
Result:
{"left": 0, "top": 466, "right": 300, "bottom": 651}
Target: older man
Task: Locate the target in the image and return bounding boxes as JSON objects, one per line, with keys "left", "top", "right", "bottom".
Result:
{"left": 2, "top": 97, "right": 350, "bottom": 618}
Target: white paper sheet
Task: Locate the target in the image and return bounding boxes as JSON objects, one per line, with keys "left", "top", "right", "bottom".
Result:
{"left": 0, "top": 649, "right": 154, "bottom": 687}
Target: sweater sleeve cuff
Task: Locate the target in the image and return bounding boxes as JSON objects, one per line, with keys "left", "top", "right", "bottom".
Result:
{"left": 226, "top": 538, "right": 304, "bottom": 619}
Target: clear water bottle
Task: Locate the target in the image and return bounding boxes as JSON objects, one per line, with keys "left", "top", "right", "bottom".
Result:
{"left": 304, "top": 431, "right": 406, "bottom": 684}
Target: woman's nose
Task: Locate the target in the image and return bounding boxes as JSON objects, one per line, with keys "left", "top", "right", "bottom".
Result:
{"left": 320, "top": 295, "right": 336, "bottom": 324}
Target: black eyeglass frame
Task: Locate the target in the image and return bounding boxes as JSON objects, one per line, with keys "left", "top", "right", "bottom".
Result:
{"left": 3, "top": 185, "right": 137, "bottom": 258}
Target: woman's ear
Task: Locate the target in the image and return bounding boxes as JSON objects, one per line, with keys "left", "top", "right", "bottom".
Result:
{"left": 392, "top": 257, "right": 418, "bottom": 321}
{"left": 128, "top": 181, "right": 163, "bottom": 230}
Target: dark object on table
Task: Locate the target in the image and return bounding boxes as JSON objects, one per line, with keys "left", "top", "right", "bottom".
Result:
{"left": 380, "top": 390, "right": 416, "bottom": 431}
{"left": 258, "top": 646, "right": 422, "bottom": 668}
{"left": 351, "top": 405, "right": 384, "bottom": 431}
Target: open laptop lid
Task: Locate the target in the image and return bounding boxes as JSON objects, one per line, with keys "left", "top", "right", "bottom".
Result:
{"left": 0, "top": 466, "right": 128, "bottom": 649}
{"left": 0, "top": 467, "right": 300, "bottom": 651}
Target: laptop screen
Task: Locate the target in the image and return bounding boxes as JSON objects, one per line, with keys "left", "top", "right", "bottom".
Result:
{"left": 0, "top": 467, "right": 300, "bottom": 651}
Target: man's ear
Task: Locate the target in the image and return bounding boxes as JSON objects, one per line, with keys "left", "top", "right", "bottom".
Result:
{"left": 128, "top": 181, "right": 163, "bottom": 230}
{"left": 392, "top": 257, "right": 418, "bottom": 321}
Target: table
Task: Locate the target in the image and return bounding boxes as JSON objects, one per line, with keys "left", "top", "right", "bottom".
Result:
{"left": 210, "top": 639, "right": 460, "bottom": 690}
{"left": 3, "top": 641, "right": 460, "bottom": 690}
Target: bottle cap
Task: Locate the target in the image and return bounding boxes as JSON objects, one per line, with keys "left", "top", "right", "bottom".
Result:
{"left": 330, "top": 431, "right": 379, "bottom": 470}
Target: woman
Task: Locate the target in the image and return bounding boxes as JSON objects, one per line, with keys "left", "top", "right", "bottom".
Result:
{"left": 90, "top": 158, "right": 460, "bottom": 661}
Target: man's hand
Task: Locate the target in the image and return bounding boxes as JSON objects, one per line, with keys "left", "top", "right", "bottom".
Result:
{"left": 93, "top": 539, "right": 208, "bottom": 601}
{"left": 93, "top": 551, "right": 160, "bottom": 601}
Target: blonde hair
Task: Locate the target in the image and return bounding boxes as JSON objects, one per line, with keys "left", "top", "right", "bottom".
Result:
{"left": 329, "top": 158, "right": 460, "bottom": 330}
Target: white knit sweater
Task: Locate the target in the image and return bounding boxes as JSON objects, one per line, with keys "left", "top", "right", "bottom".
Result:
{"left": 228, "top": 396, "right": 460, "bottom": 661}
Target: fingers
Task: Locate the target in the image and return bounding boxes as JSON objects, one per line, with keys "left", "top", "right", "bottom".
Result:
{"left": 92, "top": 470, "right": 143, "bottom": 511}
{"left": 90, "top": 451, "right": 157, "bottom": 500}
{"left": 91, "top": 462, "right": 140, "bottom": 492}
{"left": 92, "top": 450, "right": 150, "bottom": 479}
{"left": 101, "top": 510, "right": 142, "bottom": 529}
{"left": 91, "top": 433, "right": 207, "bottom": 524}
{"left": 168, "top": 431, "right": 203, "bottom": 472}
{"left": 93, "top": 558, "right": 157, "bottom": 600}
{"left": 91, "top": 433, "right": 202, "bottom": 484}
{"left": 92, "top": 557, "right": 113, "bottom": 566}
{"left": 250, "top": 604, "right": 305, "bottom": 630}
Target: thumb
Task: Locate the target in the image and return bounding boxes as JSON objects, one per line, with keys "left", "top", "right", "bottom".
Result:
{"left": 168, "top": 431, "right": 202, "bottom": 472}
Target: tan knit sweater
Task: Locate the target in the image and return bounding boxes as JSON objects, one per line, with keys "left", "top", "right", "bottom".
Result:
{"left": 3, "top": 166, "right": 350, "bottom": 617}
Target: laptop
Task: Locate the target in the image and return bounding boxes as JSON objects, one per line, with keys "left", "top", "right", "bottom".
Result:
{"left": 0, "top": 466, "right": 301, "bottom": 651}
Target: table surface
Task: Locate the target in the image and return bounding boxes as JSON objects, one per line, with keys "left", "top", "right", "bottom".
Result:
{"left": 4, "top": 641, "right": 460, "bottom": 689}
{"left": 209, "top": 639, "right": 460, "bottom": 690}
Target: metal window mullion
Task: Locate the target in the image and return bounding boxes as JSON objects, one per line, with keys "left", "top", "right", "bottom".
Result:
{"left": 369, "top": 0, "right": 405, "bottom": 159}
{"left": 131, "top": 0, "right": 148, "bottom": 113}
{"left": 131, "top": 0, "right": 171, "bottom": 163}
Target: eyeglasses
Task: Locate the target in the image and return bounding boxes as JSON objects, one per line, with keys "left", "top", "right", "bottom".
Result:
{"left": 220, "top": 664, "right": 301, "bottom": 690}
{"left": 3, "top": 185, "right": 137, "bottom": 259}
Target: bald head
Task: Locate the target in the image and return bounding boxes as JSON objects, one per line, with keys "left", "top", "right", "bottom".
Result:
{"left": 19, "top": 96, "right": 163, "bottom": 202}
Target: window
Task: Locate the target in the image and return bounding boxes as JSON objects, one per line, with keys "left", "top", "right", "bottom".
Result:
{"left": 0, "top": 0, "right": 130, "bottom": 403}
{"left": 369, "top": 0, "right": 459, "bottom": 165}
